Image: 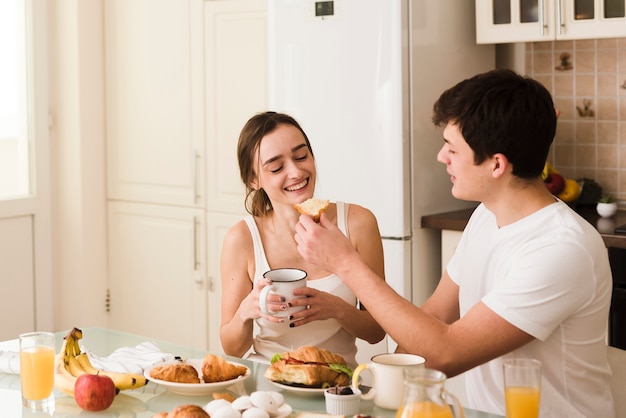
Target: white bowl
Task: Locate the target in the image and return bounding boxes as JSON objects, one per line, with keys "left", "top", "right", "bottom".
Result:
{"left": 324, "top": 387, "right": 361, "bottom": 415}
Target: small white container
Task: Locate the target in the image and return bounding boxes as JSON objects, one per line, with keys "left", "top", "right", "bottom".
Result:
{"left": 324, "top": 387, "right": 361, "bottom": 416}
{"left": 597, "top": 202, "right": 618, "bottom": 218}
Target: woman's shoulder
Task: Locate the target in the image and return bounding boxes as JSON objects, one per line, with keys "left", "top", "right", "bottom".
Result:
{"left": 345, "top": 202, "right": 378, "bottom": 224}
{"left": 223, "top": 218, "right": 254, "bottom": 248}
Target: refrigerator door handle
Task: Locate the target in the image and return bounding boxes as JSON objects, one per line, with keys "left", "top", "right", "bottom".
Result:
{"left": 381, "top": 235, "right": 412, "bottom": 241}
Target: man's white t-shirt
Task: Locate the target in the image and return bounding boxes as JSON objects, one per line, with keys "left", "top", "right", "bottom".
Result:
{"left": 447, "top": 201, "right": 614, "bottom": 417}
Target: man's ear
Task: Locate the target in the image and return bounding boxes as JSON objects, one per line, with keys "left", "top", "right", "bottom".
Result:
{"left": 492, "top": 153, "right": 509, "bottom": 177}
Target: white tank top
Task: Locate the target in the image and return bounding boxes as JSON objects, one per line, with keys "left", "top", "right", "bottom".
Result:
{"left": 243, "top": 202, "right": 358, "bottom": 368}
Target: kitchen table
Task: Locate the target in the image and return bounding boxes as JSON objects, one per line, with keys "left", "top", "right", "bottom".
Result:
{"left": 0, "top": 327, "right": 503, "bottom": 417}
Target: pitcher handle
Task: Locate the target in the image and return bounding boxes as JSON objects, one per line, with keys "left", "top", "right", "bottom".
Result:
{"left": 443, "top": 390, "right": 465, "bottom": 418}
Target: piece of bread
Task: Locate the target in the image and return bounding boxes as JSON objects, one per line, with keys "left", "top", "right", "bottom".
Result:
{"left": 213, "top": 392, "right": 236, "bottom": 402}
{"left": 165, "top": 404, "right": 210, "bottom": 418}
{"left": 150, "top": 363, "right": 200, "bottom": 384}
{"left": 264, "top": 346, "right": 351, "bottom": 388}
{"left": 201, "top": 353, "right": 248, "bottom": 383}
{"left": 294, "top": 198, "right": 329, "bottom": 222}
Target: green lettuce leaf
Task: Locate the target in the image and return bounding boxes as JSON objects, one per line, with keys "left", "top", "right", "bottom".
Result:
{"left": 270, "top": 353, "right": 283, "bottom": 364}
{"left": 328, "top": 363, "right": 353, "bottom": 378}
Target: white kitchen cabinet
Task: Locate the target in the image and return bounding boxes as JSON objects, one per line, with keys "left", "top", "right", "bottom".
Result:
{"left": 476, "top": 0, "right": 626, "bottom": 43}
{"left": 204, "top": 0, "right": 268, "bottom": 215}
{"left": 107, "top": 202, "right": 208, "bottom": 349}
{"left": 105, "top": 0, "right": 205, "bottom": 207}
{"left": 441, "top": 230, "right": 463, "bottom": 272}
{"left": 105, "top": 0, "right": 266, "bottom": 351}
{"left": 204, "top": 0, "right": 268, "bottom": 353}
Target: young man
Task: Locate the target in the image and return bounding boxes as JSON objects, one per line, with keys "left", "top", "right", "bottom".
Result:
{"left": 294, "top": 69, "right": 614, "bottom": 417}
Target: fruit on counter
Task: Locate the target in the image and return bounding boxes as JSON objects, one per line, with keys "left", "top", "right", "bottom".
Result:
{"left": 541, "top": 161, "right": 559, "bottom": 181}
{"left": 544, "top": 172, "right": 566, "bottom": 195}
{"left": 74, "top": 372, "right": 116, "bottom": 411}
{"left": 557, "top": 178, "right": 582, "bottom": 203}
{"left": 54, "top": 327, "right": 148, "bottom": 397}
{"left": 541, "top": 162, "right": 581, "bottom": 202}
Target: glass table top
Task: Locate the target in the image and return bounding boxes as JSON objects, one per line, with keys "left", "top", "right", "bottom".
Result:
{"left": 0, "top": 327, "right": 503, "bottom": 418}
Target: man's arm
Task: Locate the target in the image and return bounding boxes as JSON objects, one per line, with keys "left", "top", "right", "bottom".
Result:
{"left": 295, "top": 214, "right": 534, "bottom": 377}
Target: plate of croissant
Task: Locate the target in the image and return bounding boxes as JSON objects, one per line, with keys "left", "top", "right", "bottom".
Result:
{"left": 145, "top": 353, "right": 250, "bottom": 396}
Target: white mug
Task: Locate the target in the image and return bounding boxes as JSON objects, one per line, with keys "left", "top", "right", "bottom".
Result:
{"left": 352, "top": 353, "right": 425, "bottom": 410}
{"left": 259, "top": 268, "right": 307, "bottom": 317}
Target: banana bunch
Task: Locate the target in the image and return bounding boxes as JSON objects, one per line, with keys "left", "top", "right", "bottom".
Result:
{"left": 54, "top": 327, "right": 148, "bottom": 397}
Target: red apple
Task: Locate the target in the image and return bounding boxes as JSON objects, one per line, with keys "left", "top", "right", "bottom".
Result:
{"left": 544, "top": 172, "right": 565, "bottom": 195}
{"left": 74, "top": 373, "right": 117, "bottom": 411}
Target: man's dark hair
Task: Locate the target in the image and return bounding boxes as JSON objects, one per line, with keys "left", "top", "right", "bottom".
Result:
{"left": 432, "top": 68, "right": 557, "bottom": 179}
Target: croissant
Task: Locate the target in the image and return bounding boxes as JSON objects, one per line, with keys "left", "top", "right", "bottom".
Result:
{"left": 150, "top": 362, "right": 200, "bottom": 384}
{"left": 201, "top": 353, "right": 248, "bottom": 383}
{"left": 153, "top": 404, "right": 209, "bottom": 418}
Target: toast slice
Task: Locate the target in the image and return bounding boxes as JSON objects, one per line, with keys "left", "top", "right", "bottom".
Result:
{"left": 294, "top": 198, "right": 330, "bottom": 222}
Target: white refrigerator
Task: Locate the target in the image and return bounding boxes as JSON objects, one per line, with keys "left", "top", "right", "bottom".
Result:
{"left": 268, "top": 0, "right": 494, "bottom": 358}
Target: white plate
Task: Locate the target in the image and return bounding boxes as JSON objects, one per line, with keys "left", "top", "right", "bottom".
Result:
{"left": 144, "top": 359, "right": 250, "bottom": 396}
{"left": 268, "top": 380, "right": 326, "bottom": 397}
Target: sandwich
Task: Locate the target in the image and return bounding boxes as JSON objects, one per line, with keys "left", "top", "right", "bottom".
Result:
{"left": 263, "top": 346, "right": 352, "bottom": 388}
{"left": 294, "top": 198, "right": 330, "bottom": 222}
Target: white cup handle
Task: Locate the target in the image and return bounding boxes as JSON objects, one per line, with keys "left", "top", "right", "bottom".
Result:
{"left": 259, "top": 284, "right": 275, "bottom": 315}
{"left": 352, "top": 363, "right": 376, "bottom": 400}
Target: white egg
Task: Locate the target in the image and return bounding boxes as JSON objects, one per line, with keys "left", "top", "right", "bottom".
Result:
{"left": 231, "top": 395, "right": 254, "bottom": 411}
{"left": 212, "top": 405, "right": 242, "bottom": 418}
{"left": 267, "top": 392, "right": 284, "bottom": 406}
{"left": 242, "top": 407, "right": 270, "bottom": 418}
{"left": 250, "top": 391, "right": 280, "bottom": 414}
{"left": 204, "top": 399, "right": 234, "bottom": 416}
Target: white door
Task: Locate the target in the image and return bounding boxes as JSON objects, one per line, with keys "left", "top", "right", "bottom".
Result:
{"left": 0, "top": 0, "right": 52, "bottom": 339}
{"left": 108, "top": 202, "right": 207, "bottom": 349}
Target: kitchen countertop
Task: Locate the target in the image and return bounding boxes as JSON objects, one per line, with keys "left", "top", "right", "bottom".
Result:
{"left": 421, "top": 206, "right": 626, "bottom": 249}
{"left": 1, "top": 327, "right": 503, "bottom": 418}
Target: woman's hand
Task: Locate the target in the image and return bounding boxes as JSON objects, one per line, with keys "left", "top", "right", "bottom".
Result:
{"left": 242, "top": 278, "right": 292, "bottom": 324}
{"left": 286, "top": 286, "right": 346, "bottom": 327}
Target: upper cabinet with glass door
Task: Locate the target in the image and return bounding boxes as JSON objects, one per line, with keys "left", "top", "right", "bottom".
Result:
{"left": 476, "top": 0, "right": 626, "bottom": 43}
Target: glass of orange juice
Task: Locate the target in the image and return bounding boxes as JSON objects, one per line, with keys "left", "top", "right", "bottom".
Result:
{"left": 503, "top": 358, "right": 541, "bottom": 418}
{"left": 19, "top": 331, "right": 56, "bottom": 410}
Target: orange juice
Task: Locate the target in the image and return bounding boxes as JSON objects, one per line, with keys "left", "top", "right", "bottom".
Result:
{"left": 20, "top": 346, "right": 55, "bottom": 400}
{"left": 505, "top": 386, "right": 540, "bottom": 418}
{"left": 395, "top": 401, "right": 454, "bottom": 418}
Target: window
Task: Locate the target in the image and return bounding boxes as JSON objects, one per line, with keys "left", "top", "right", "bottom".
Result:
{"left": 0, "top": 0, "right": 31, "bottom": 200}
